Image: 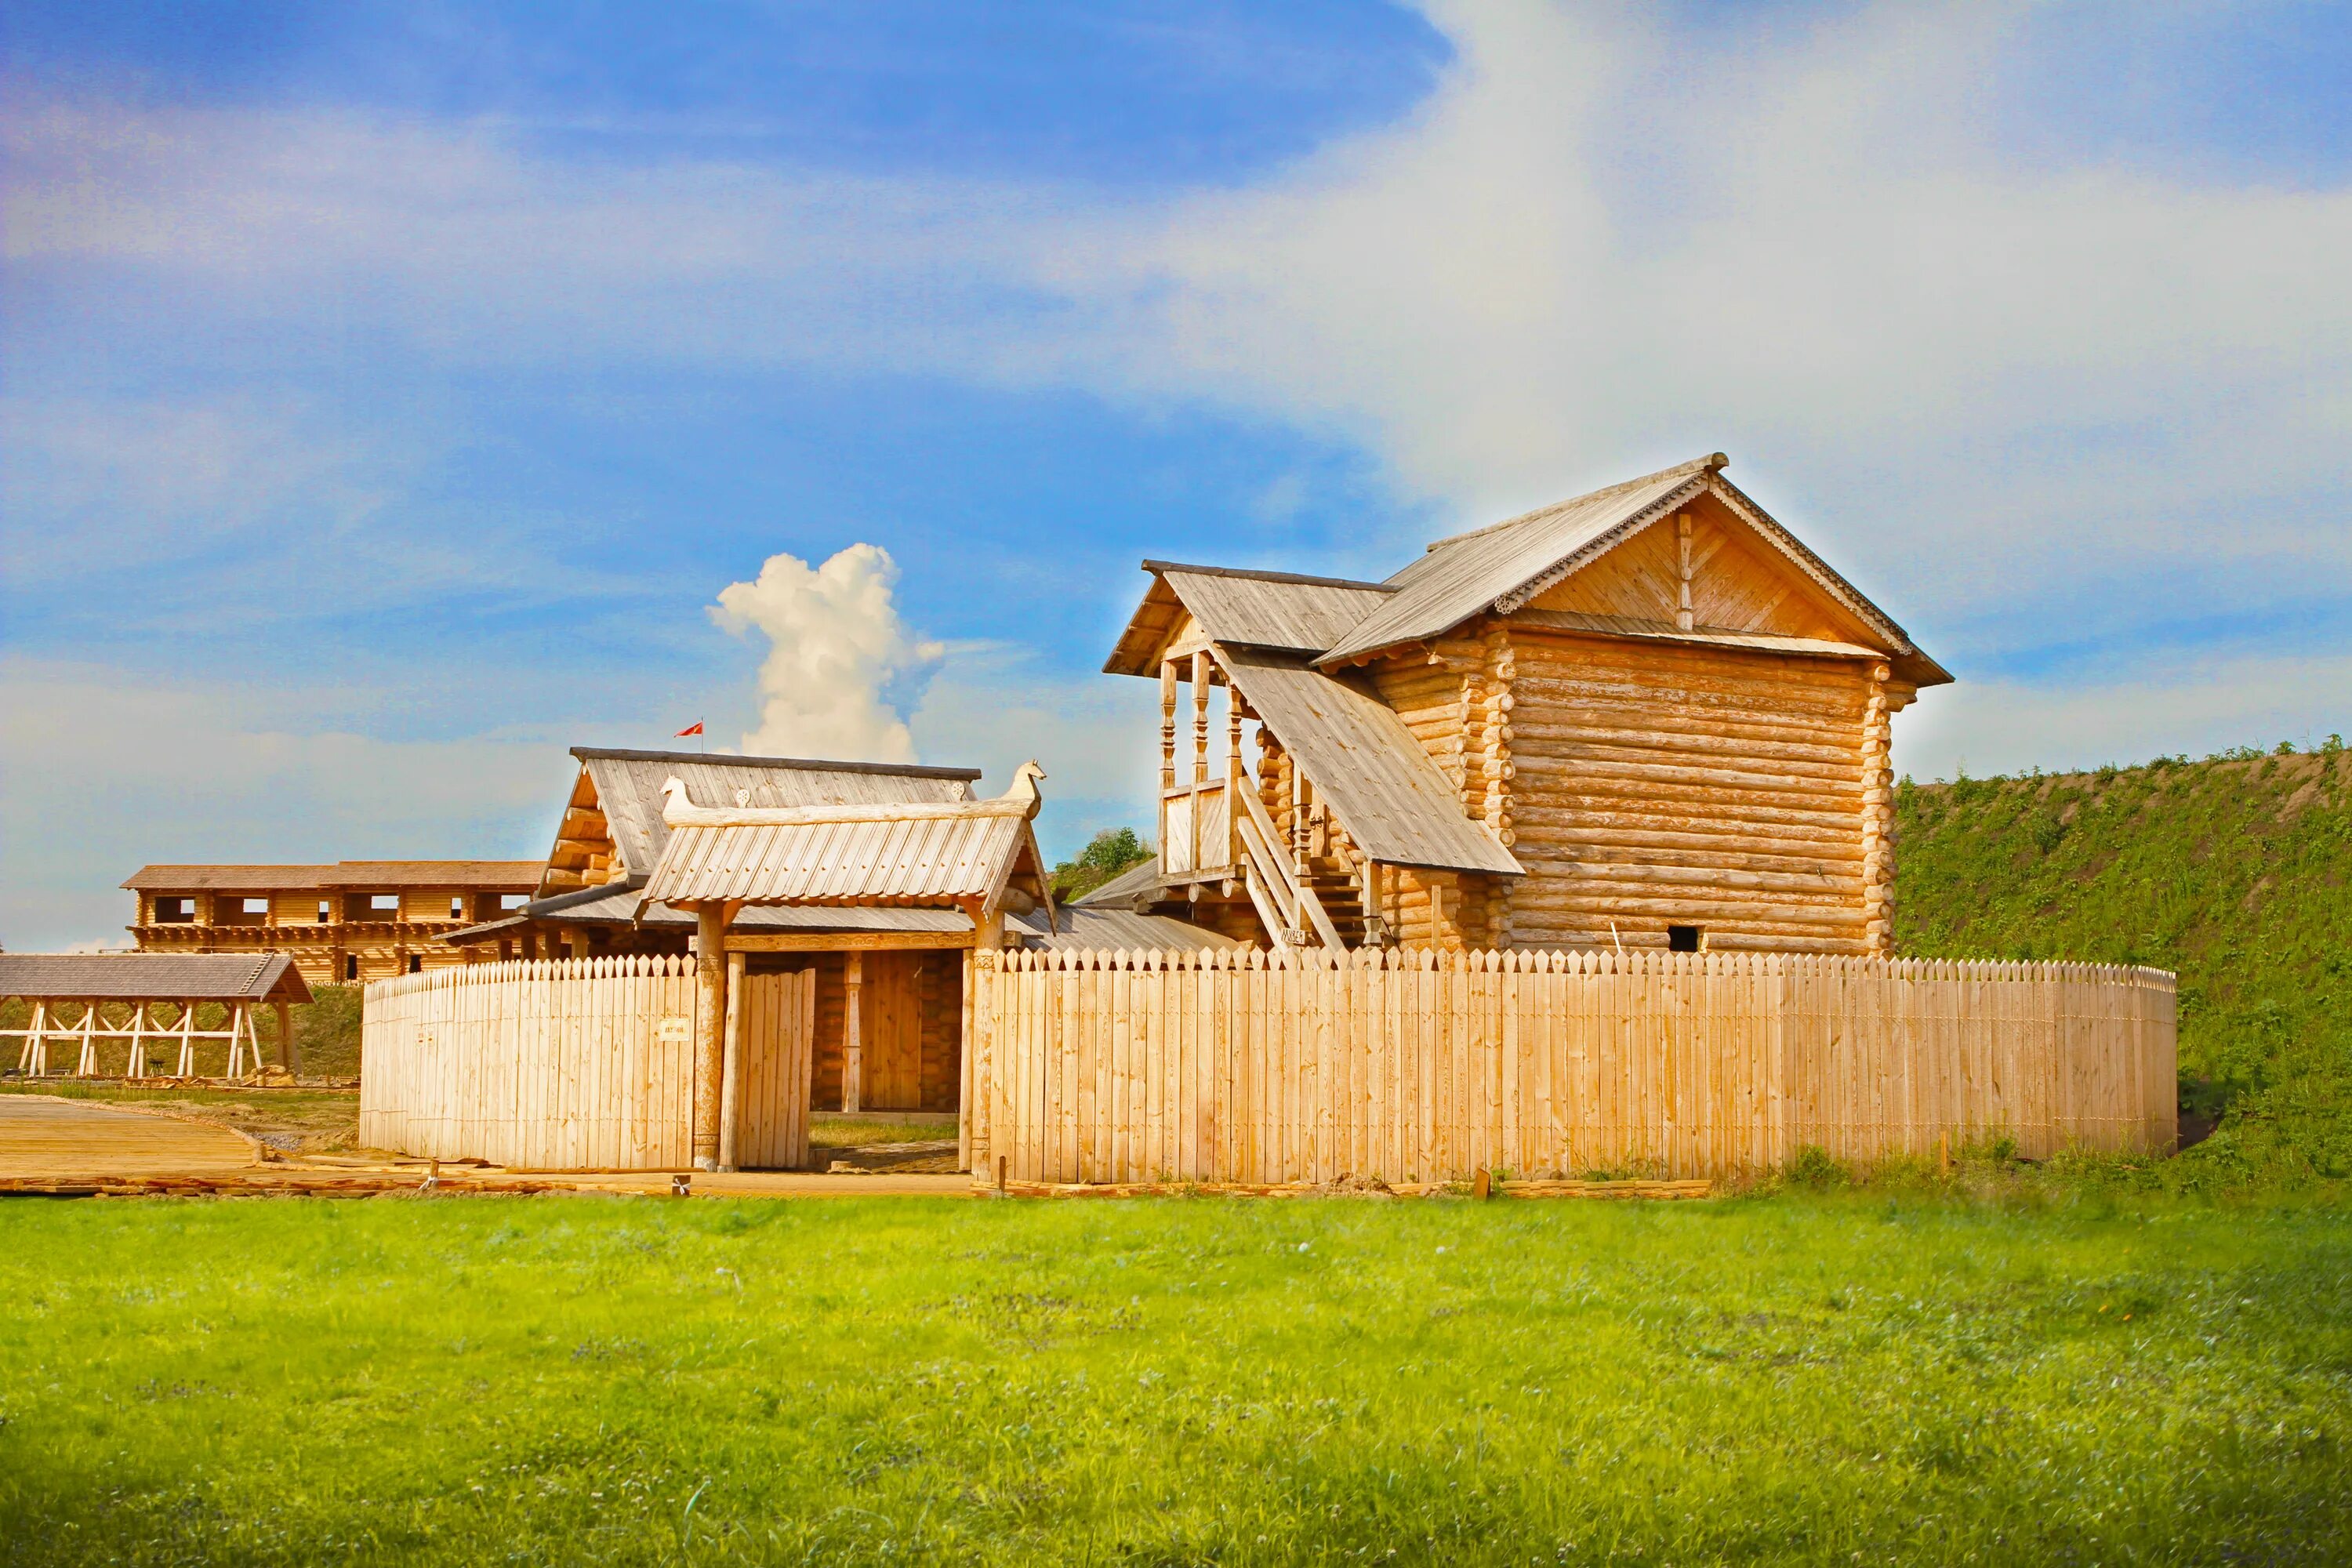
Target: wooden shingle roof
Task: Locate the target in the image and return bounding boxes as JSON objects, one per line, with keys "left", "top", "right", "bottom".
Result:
{"left": 571, "top": 746, "right": 981, "bottom": 884}
{"left": 0, "top": 953, "right": 312, "bottom": 1004}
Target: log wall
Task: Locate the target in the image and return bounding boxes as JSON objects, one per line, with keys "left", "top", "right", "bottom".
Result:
{"left": 1499, "top": 624, "right": 1906, "bottom": 953}
{"left": 967, "top": 947, "right": 2176, "bottom": 1186}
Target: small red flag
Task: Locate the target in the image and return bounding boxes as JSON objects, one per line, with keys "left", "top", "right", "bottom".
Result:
{"left": 676, "top": 720, "right": 704, "bottom": 738}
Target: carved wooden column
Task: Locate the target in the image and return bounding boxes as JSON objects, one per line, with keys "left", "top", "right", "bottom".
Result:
{"left": 1860, "top": 663, "right": 1895, "bottom": 955}
{"left": 1160, "top": 660, "right": 1178, "bottom": 794}
{"left": 1191, "top": 650, "right": 1212, "bottom": 786}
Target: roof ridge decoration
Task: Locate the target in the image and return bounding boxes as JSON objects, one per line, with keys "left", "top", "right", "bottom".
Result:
{"left": 1487, "top": 473, "right": 1716, "bottom": 615}
{"left": 1419, "top": 452, "right": 1728, "bottom": 551}
{"left": 658, "top": 760, "right": 1044, "bottom": 829}
{"left": 573, "top": 745, "right": 982, "bottom": 780}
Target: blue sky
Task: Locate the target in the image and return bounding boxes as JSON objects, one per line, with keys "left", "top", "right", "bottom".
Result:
{"left": 4, "top": 1, "right": 2349, "bottom": 949}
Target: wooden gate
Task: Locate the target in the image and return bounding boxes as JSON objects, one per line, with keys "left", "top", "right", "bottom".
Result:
{"left": 731, "top": 969, "right": 818, "bottom": 1170}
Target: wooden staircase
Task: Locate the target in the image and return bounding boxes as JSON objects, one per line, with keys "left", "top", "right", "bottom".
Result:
{"left": 1298, "top": 856, "right": 1368, "bottom": 949}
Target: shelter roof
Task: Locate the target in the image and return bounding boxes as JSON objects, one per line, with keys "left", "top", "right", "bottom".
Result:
{"left": 1219, "top": 649, "right": 1522, "bottom": 876}
{"left": 570, "top": 746, "right": 981, "bottom": 884}
{"left": 1067, "top": 855, "right": 1170, "bottom": 907}
{"left": 123, "top": 862, "right": 540, "bottom": 892}
{"left": 637, "top": 763, "right": 1052, "bottom": 915}
{"left": 1008, "top": 904, "right": 1244, "bottom": 951}
{"left": 0, "top": 953, "right": 312, "bottom": 1004}
{"left": 1104, "top": 562, "right": 1395, "bottom": 675}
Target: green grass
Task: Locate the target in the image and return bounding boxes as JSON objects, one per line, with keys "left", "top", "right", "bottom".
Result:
{"left": 1896, "top": 745, "right": 2352, "bottom": 1185}
{"left": 4, "top": 1194, "right": 2348, "bottom": 1566}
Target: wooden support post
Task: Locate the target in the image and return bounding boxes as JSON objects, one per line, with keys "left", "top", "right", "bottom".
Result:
{"left": 692, "top": 902, "right": 731, "bottom": 1171}
{"left": 176, "top": 1000, "right": 196, "bottom": 1078}
{"left": 718, "top": 950, "right": 746, "bottom": 1171}
{"left": 1191, "top": 649, "right": 1212, "bottom": 786}
{"left": 129, "top": 1001, "right": 147, "bottom": 1079}
{"left": 1159, "top": 661, "right": 1178, "bottom": 794}
{"left": 76, "top": 1000, "right": 100, "bottom": 1078}
{"left": 20, "top": 1000, "right": 45, "bottom": 1076}
{"left": 842, "top": 951, "right": 865, "bottom": 1113}
{"left": 276, "top": 1000, "right": 299, "bottom": 1075}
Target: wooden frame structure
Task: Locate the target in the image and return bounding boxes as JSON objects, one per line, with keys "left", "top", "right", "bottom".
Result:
{"left": 1, "top": 953, "right": 312, "bottom": 1079}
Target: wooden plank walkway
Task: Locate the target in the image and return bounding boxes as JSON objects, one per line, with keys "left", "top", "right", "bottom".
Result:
{"left": 0, "top": 1095, "right": 260, "bottom": 1180}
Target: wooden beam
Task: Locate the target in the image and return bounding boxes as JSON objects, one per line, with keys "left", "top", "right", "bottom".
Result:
{"left": 723, "top": 930, "right": 975, "bottom": 953}
{"left": 718, "top": 950, "right": 746, "bottom": 1172}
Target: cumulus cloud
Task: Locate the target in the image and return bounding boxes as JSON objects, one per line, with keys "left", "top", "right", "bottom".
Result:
{"left": 710, "top": 543, "right": 944, "bottom": 763}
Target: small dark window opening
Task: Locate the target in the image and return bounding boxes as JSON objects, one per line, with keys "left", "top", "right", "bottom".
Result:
{"left": 407, "top": 954, "right": 423, "bottom": 975}
{"left": 317, "top": 900, "right": 332, "bottom": 923}
{"left": 449, "top": 895, "right": 465, "bottom": 920}
{"left": 154, "top": 897, "right": 195, "bottom": 924}
{"left": 344, "top": 954, "right": 359, "bottom": 982}
{"left": 1667, "top": 924, "right": 1704, "bottom": 953}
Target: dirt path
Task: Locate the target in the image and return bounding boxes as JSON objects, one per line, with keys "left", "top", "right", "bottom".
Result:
{"left": 0, "top": 1095, "right": 260, "bottom": 1181}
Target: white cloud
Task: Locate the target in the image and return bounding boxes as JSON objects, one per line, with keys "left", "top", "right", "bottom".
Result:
{"left": 908, "top": 643, "right": 1163, "bottom": 857}
{"left": 10, "top": 2, "right": 2347, "bottom": 648}
{"left": 710, "top": 543, "right": 944, "bottom": 763}
{"left": 0, "top": 660, "right": 572, "bottom": 951}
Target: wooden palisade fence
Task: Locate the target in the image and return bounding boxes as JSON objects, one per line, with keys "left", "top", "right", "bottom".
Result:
{"left": 361, "top": 957, "right": 819, "bottom": 1171}
{"left": 361, "top": 958, "right": 703, "bottom": 1170}
{"left": 964, "top": 948, "right": 2177, "bottom": 1186}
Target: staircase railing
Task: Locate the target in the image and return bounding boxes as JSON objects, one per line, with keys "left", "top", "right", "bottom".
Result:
{"left": 1233, "top": 773, "right": 1347, "bottom": 949}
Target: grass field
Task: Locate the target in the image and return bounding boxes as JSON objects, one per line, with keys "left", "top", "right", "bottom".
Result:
{"left": 3, "top": 1192, "right": 2347, "bottom": 1566}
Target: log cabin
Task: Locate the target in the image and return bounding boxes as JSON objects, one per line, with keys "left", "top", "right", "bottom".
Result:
{"left": 123, "top": 862, "right": 540, "bottom": 985}
{"left": 1098, "top": 452, "right": 1951, "bottom": 955}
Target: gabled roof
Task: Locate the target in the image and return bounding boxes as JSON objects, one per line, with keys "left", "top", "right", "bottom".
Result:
{"left": 1315, "top": 455, "right": 1945, "bottom": 682}
{"left": 569, "top": 746, "right": 981, "bottom": 884}
{"left": 124, "top": 862, "right": 539, "bottom": 893}
{"left": 0, "top": 953, "right": 312, "bottom": 1004}
{"left": 1316, "top": 455, "right": 1725, "bottom": 666}
{"left": 1220, "top": 649, "right": 1521, "bottom": 876}
{"left": 638, "top": 763, "right": 1053, "bottom": 916}
{"left": 1104, "top": 563, "right": 1395, "bottom": 675}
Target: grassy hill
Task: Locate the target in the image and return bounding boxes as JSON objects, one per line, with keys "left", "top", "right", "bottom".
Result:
{"left": 1896, "top": 742, "right": 2352, "bottom": 1184}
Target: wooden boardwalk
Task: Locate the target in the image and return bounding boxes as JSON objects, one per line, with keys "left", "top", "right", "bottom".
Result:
{"left": 0, "top": 1095, "right": 260, "bottom": 1181}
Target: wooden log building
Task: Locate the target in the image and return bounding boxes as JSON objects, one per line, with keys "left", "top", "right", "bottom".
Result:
{"left": 1100, "top": 452, "right": 1951, "bottom": 955}
{"left": 122, "top": 862, "right": 541, "bottom": 985}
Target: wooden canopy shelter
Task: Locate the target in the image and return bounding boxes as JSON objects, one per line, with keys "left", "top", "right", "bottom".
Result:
{"left": 1, "top": 953, "right": 312, "bottom": 1078}
{"left": 644, "top": 761, "right": 1058, "bottom": 1170}
{"left": 1103, "top": 452, "right": 1952, "bottom": 956}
